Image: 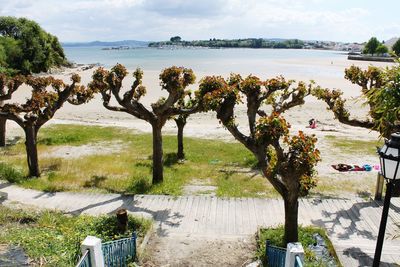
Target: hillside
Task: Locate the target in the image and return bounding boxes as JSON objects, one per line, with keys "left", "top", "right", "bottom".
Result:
{"left": 62, "top": 40, "right": 149, "bottom": 47}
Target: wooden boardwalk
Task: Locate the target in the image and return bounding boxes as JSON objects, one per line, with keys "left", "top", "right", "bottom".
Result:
{"left": 1, "top": 182, "right": 399, "bottom": 266}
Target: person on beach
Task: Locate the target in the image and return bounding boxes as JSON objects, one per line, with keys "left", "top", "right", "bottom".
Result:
{"left": 308, "top": 118, "right": 317, "bottom": 129}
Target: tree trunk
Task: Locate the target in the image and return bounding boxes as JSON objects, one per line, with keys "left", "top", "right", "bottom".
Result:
{"left": 116, "top": 209, "right": 128, "bottom": 233}
{"left": 176, "top": 119, "right": 185, "bottom": 160}
{"left": 0, "top": 118, "right": 6, "bottom": 147}
{"left": 283, "top": 197, "right": 299, "bottom": 245}
{"left": 152, "top": 124, "right": 163, "bottom": 184}
{"left": 24, "top": 125, "right": 40, "bottom": 177}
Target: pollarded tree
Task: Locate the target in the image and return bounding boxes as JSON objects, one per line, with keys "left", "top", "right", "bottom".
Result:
{"left": 173, "top": 93, "right": 195, "bottom": 160}
{"left": 0, "top": 74, "right": 95, "bottom": 177}
{"left": 89, "top": 64, "right": 198, "bottom": 184}
{"left": 0, "top": 74, "right": 23, "bottom": 146}
{"left": 312, "top": 64, "right": 400, "bottom": 138}
{"left": 196, "top": 74, "right": 320, "bottom": 244}
{"left": 174, "top": 114, "right": 188, "bottom": 160}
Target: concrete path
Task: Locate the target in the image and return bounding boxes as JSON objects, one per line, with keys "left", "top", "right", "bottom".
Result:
{"left": 1, "top": 182, "right": 399, "bottom": 266}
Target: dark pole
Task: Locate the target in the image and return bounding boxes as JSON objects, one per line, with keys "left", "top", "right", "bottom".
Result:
{"left": 373, "top": 180, "right": 393, "bottom": 267}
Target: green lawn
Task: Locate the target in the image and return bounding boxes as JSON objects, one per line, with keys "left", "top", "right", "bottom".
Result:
{"left": 0, "top": 124, "right": 275, "bottom": 198}
{"left": 0, "top": 124, "right": 382, "bottom": 198}
{"left": 324, "top": 135, "right": 382, "bottom": 157}
{"left": 0, "top": 205, "right": 151, "bottom": 266}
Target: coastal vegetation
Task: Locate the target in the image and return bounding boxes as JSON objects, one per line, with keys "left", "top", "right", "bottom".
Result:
{"left": 149, "top": 37, "right": 305, "bottom": 49}
{"left": 0, "top": 16, "right": 68, "bottom": 75}
{"left": 0, "top": 205, "right": 151, "bottom": 266}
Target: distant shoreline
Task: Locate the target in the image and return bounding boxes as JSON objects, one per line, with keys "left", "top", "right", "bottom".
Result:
{"left": 348, "top": 55, "right": 395, "bottom": 63}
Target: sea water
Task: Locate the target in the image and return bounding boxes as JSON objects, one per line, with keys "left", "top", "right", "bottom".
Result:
{"left": 63, "top": 47, "right": 346, "bottom": 79}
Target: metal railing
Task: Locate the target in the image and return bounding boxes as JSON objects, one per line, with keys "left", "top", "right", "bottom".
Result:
{"left": 266, "top": 240, "right": 286, "bottom": 267}
{"left": 102, "top": 233, "right": 137, "bottom": 267}
{"left": 76, "top": 249, "right": 91, "bottom": 267}
{"left": 294, "top": 255, "right": 303, "bottom": 267}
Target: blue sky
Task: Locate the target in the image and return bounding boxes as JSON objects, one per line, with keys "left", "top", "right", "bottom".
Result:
{"left": 0, "top": 0, "right": 398, "bottom": 43}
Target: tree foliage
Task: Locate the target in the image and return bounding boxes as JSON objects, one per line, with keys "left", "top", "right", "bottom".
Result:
{"left": 149, "top": 38, "right": 305, "bottom": 49}
{"left": 392, "top": 39, "right": 400, "bottom": 56}
{"left": 313, "top": 63, "right": 400, "bottom": 138}
{"left": 89, "top": 64, "right": 200, "bottom": 184}
{"left": 0, "top": 16, "right": 67, "bottom": 75}
{"left": 196, "top": 74, "right": 320, "bottom": 244}
{"left": 170, "top": 36, "right": 182, "bottom": 42}
{"left": 375, "top": 44, "right": 388, "bottom": 55}
{"left": 0, "top": 73, "right": 96, "bottom": 176}
{"left": 363, "top": 37, "right": 381, "bottom": 55}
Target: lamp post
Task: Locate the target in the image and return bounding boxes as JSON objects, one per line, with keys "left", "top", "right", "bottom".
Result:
{"left": 373, "top": 132, "right": 400, "bottom": 267}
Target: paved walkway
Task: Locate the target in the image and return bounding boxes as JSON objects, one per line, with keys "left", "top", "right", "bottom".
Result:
{"left": 1, "top": 182, "right": 400, "bottom": 266}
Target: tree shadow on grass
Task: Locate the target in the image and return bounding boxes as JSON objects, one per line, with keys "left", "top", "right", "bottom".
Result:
{"left": 164, "top": 153, "right": 179, "bottom": 167}
{"left": 83, "top": 175, "right": 108, "bottom": 188}
{"left": 126, "top": 178, "right": 153, "bottom": 194}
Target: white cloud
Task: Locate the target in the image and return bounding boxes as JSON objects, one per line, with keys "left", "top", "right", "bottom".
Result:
{"left": 0, "top": 0, "right": 397, "bottom": 42}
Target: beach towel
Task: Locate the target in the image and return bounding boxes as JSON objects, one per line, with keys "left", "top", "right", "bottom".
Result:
{"left": 331, "top": 164, "right": 372, "bottom": 172}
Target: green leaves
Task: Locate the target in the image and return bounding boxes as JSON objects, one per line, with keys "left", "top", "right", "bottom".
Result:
{"left": 255, "top": 114, "right": 290, "bottom": 144}
{"left": 197, "top": 75, "right": 236, "bottom": 111}
{"left": 159, "top": 66, "right": 196, "bottom": 93}
{"left": 0, "top": 16, "right": 67, "bottom": 75}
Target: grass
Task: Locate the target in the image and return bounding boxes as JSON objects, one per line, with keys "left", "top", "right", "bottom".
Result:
{"left": 0, "top": 124, "right": 275, "bottom": 198}
{"left": 0, "top": 124, "right": 384, "bottom": 198}
{"left": 325, "top": 135, "right": 382, "bottom": 157}
{"left": 0, "top": 205, "right": 151, "bottom": 266}
{"left": 256, "top": 225, "right": 341, "bottom": 267}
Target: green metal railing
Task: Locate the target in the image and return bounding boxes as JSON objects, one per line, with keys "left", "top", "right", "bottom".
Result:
{"left": 102, "top": 233, "right": 137, "bottom": 267}
{"left": 294, "top": 255, "right": 303, "bottom": 267}
{"left": 76, "top": 249, "right": 91, "bottom": 267}
{"left": 266, "top": 240, "right": 286, "bottom": 267}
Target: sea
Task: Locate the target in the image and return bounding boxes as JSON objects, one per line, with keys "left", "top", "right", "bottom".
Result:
{"left": 63, "top": 47, "right": 348, "bottom": 80}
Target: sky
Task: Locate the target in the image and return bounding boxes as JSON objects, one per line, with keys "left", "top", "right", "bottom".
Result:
{"left": 0, "top": 0, "right": 399, "bottom": 43}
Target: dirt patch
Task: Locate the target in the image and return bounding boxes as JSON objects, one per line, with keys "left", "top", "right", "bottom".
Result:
{"left": 141, "top": 235, "right": 256, "bottom": 267}
{"left": 44, "top": 141, "right": 122, "bottom": 159}
{"left": 183, "top": 185, "right": 217, "bottom": 196}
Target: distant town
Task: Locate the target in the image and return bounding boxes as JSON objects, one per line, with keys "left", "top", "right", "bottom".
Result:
{"left": 148, "top": 36, "right": 367, "bottom": 52}
{"left": 62, "top": 36, "right": 400, "bottom": 58}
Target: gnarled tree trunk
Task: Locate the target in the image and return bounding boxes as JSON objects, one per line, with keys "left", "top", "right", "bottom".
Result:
{"left": 24, "top": 125, "right": 40, "bottom": 177}
{"left": 0, "top": 117, "right": 6, "bottom": 147}
{"left": 283, "top": 196, "right": 299, "bottom": 244}
{"left": 152, "top": 123, "right": 163, "bottom": 184}
{"left": 175, "top": 118, "right": 186, "bottom": 160}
